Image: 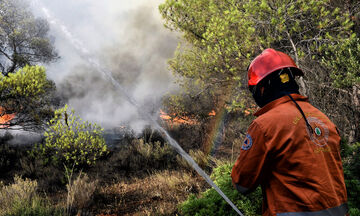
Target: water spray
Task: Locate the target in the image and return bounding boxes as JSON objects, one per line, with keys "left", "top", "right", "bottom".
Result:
{"left": 30, "top": 1, "right": 244, "bottom": 215}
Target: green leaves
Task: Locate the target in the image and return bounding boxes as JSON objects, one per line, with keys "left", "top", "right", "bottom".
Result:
{"left": 0, "top": 65, "right": 47, "bottom": 98}
{"left": 36, "top": 105, "right": 108, "bottom": 168}
{"left": 0, "top": 65, "right": 56, "bottom": 130}
{"left": 341, "top": 140, "right": 360, "bottom": 212}
{"left": 160, "top": 0, "right": 354, "bottom": 110}
{"left": 179, "top": 163, "right": 262, "bottom": 216}
{"left": 322, "top": 38, "right": 360, "bottom": 88}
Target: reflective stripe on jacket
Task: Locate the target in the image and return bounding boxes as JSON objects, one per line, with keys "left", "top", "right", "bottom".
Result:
{"left": 231, "top": 94, "right": 347, "bottom": 216}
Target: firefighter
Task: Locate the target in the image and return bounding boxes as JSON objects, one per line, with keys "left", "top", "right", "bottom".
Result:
{"left": 231, "top": 48, "right": 348, "bottom": 216}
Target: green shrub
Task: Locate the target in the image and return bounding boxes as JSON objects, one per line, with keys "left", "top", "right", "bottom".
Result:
{"left": 179, "top": 163, "right": 262, "bottom": 216}
{"left": 0, "top": 65, "right": 56, "bottom": 130}
{"left": 134, "top": 139, "right": 173, "bottom": 161}
{"left": 341, "top": 140, "right": 360, "bottom": 213}
{"left": 349, "top": 208, "right": 360, "bottom": 216}
{"left": 34, "top": 105, "right": 108, "bottom": 168}
{"left": 323, "top": 37, "right": 360, "bottom": 89}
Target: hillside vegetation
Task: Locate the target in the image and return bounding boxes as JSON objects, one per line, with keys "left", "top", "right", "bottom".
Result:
{"left": 0, "top": 0, "right": 359, "bottom": 215}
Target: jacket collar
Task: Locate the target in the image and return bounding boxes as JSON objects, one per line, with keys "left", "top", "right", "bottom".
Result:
{"left": 254, "top": 94, "right": 308, "bottom": 117}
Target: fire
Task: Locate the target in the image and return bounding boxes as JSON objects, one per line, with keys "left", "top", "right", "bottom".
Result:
{"left": 0, "top": 106, "right": 15, "bottom": 127}
{"left": 244, "top": 104, "right": 258, "bottom": 116}
{"left": 159, "top": 110, "right": 172, "bottom": 120}
{"left": 159, "top": 109, "right": 198, "bottom": 126}
{"left": 208, "top": 110, "right": 216, "bottom": 116}
{"left": 159, "top": 109, "right": 217, "bottom": 127}
{"left": 244, "top": 109, "right": 252, "bottom": 116}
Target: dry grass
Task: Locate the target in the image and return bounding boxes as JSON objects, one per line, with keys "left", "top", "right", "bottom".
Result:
{"left": 66, "top": 172, "right": 98, "bottom": 215}
{"left": 94, "top": 170, "right": 207, "bottom": 215}
{"left": 0, "top": 175, "right": 38, "bottom": 215}
{"left": 85, "top": 138, "right": 210, "bottom": 215}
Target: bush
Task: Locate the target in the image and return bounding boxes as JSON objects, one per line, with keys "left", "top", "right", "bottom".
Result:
{"left": 179, "top": 163, "right": 262, "bottom": 216}
{"left": 0, "top": 176, "right": 62, "bottom": 216}
{"left": 134, "top": 139, "right": 172, "bottom": 161}
{"left": 341, "top": 140, "right": 360, "bottom": 213}
{"left": 323, "top": 37, "right": 360, "bottom": 89}
{"left": 0, "top": 65, "right": 57, "bottom": 130}
{"left": 349, "top": 208, "right": 360, "bottom": 216}
{"left": 34, "top": 105, "right": 108, "bottom": 168}
{"left": 114, "top": 138, "right": 177, "bottom": 173}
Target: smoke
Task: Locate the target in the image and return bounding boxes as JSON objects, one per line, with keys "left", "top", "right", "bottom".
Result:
{"left": 32, "top": 0, "right": 179, "bottom": 131}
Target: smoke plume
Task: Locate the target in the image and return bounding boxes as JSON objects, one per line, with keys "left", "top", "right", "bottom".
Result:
{"left": 34, "top": 0, "right": 179, "bottom": 131}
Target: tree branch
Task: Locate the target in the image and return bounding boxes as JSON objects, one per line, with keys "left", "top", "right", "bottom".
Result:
{"left": 285, "top": 30, "right": 299, "bottom": 65}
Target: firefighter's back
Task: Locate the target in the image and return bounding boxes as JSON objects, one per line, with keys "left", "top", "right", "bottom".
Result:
{"left": 254, "top": 95, "right": 348, "bottom": 215}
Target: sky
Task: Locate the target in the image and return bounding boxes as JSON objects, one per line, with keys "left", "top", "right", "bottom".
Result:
{"left": 28, "top": 0, "right": 179, "bottom": 131}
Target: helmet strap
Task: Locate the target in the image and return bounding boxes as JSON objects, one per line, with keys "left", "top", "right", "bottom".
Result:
{"left": 287, "top": 94, "right": 314, "bottom": 135}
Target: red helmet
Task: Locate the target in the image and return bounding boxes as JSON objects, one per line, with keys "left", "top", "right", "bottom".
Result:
{"left": 247, "top": 48, "right": 303, "bottom": 86}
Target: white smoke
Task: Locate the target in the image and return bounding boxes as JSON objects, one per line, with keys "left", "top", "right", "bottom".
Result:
{"left": 30, "top": 0, "right": 179, "bottom": 131}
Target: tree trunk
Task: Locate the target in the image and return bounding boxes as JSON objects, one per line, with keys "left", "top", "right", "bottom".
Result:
{"left": 349, "top": 85, "right": 360, "bottom": 143}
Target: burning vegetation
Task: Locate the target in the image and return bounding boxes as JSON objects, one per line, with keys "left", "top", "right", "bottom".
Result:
{"left": 159, "top": 109, "right": 198, "bottom": 126}
{"left": 0, "top": 107, "right": 15, "bottom": 128}
{"left": 159, "top": 109, "right": 217, "bottom": 126}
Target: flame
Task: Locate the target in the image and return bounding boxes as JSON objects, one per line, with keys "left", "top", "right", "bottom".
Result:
{"left": 208, "top": 110, "right": 216, "bottom": 116}
{"left": 160, "top": 109, "right": 198, "bottom": 126}
{"left": 159, "top": 109, "right": 218, "bottom": 127}
{"left": 244, "top": 104, "right": 258, "bottom": 116}
{"left": 0, "top": 106, "right": 15, "bottom": 128}
{"left": 159, "top": 110, "right": 172, "bottom": 120}
{"left": 244, "top": 109, "right": 251, "bottom": 116}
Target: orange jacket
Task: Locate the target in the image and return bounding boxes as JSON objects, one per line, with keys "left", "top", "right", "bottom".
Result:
{"left": 231, "top": 94, "right": 347, "bottom": 216}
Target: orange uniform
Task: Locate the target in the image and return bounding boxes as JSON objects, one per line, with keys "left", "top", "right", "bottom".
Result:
{"left": 231, "top": 94, "right": 348, "bottom": 216}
